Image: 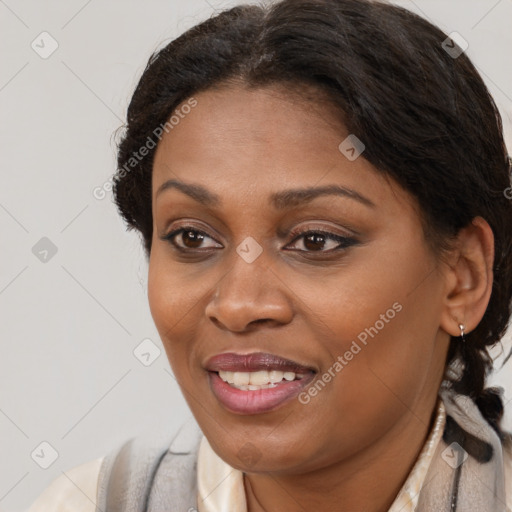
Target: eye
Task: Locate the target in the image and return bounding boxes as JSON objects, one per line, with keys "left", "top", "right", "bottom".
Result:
{"left": 161, "top": 226, "right": 222, "bottom": 251}
{"left": 161, "top": 225, "right": 358, "bottom": 255}
{"left": 285, "top": 228, "right": 358, "bottom": 253}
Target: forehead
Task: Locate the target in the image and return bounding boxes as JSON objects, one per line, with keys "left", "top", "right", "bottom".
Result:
{"left": 151, "top": 84, "right": 410, "bottom": 213}
{"left": 155, "top": 84, "right": 345, "bottom": 158}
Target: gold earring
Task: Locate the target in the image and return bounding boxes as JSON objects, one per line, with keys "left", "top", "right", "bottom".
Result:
{"left": 458, "top": 323, "right": 466, "bottom": 342}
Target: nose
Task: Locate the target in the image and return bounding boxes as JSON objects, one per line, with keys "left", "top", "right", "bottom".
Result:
{"left": 204, "top": 250, "right": 294, "bottom": 333}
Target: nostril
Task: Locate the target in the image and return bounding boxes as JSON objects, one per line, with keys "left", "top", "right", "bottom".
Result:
{"left": 249, "top": 318, "right": 272, "bottom": 326}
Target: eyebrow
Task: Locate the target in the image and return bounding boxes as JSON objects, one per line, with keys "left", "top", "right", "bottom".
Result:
{"left": 155, "top": 179, "right": 376, "bottom": 209}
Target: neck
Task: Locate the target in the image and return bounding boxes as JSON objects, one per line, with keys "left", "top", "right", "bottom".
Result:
{"left": 243, "top": 397, "right": 440, "bottom": 512}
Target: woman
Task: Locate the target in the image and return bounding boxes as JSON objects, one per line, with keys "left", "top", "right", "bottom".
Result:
{"left": 28, "top": 0, "right": 512, "bottom": 510}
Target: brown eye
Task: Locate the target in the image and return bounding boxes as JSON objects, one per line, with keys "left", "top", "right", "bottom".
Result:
{"left": 181, "top": 230, "right": 205, "bottom": 249}
{"left": 286, "top": 229, "right": 358, "bottom": 253}
{"left": 162, "top": 227, "right": 222, "bottom": 251}
{"left": 303, "top": 233, "right": 328, "bottom": 251}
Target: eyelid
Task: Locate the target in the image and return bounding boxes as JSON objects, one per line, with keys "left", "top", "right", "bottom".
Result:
{"left": 163, "top": 220, "right": 353, "bottom": 242}
{"left": 162, "top": 220, "right": 223, "bottom": 242}
{"left": 276, "top": 217, "right": 362, "bottom": 239}
{"left": 287, "top": 222, "right": 356, "bottom": 239}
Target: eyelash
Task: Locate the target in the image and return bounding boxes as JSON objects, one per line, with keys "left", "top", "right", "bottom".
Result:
{"left": 161, "top": 225, "right": 358, "bottom": 255}
{"left": 287, "top": 227, "right": 358, "bottom": 252}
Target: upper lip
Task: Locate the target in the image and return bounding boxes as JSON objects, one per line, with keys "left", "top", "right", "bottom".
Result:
{"left": 204, "top": 352, "right": 316, "bottom": 374}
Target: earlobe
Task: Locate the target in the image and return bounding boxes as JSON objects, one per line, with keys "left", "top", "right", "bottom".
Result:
{"left": 439, "top": 216, "right": 494, "bottom": 338}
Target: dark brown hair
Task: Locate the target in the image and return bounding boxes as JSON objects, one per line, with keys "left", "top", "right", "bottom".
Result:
{"left": 112, "top": 0, "right": 512, "bottom": 440}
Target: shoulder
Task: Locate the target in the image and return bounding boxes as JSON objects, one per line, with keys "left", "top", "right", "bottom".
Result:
{"left": 26, "top": 456, "right": 103, "bottom": 512}
{"left": 25, "top": 422, "right": 203, "bottom": 512}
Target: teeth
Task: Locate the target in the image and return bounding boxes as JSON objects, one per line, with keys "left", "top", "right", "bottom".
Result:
{"left": 223, "top": 371, "right": 235, "bottom": 384}
{"left": 249, "top": 370, "right": 270, "bottom": 386}
{"left": 218, "top": 370, "right": 304, "bottom": 389}
{"left": 269, "top": 370, "right": 284, "bottom": 383}
{"left": 233, "top": 372, "right": 250, "bottom": 386}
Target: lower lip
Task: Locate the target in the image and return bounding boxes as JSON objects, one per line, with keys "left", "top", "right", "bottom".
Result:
{"left": 208, "top": 371, "right": 315, "bottom": 415}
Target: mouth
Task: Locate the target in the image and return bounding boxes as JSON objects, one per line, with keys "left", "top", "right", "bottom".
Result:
{"left": 204, "top": 352, "right": 316, "bottom": 414}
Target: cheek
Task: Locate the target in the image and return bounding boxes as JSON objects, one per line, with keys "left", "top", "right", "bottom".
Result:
{"left": 147, "top": 254, "right": 179, "bottom": 335}
{"left": 284, "top": 276, "right": 443, "bottom": 468}
{"left": 147, "top": 251, "right": 198, "bottom": 365}
{"left": 300, "top": 236, "right": 442, "bottom": 403}
{"left": 147, "top": 249, "right": 222, "bottom": 372}
{"left": 148, "top": 248, "right": 204, "bottom": 330}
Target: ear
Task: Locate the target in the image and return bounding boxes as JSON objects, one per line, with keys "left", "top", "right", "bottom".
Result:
{"left": 439, "top": 216, "right": 494, "bottom": 337}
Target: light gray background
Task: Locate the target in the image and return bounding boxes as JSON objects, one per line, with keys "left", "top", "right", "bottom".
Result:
{"left": 1, "top": 0, "right": 511, "bottom": 510}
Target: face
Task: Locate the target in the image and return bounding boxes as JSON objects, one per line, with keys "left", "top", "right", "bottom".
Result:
{"left": 148, "top": 83, "right": 451, "bottom": 475}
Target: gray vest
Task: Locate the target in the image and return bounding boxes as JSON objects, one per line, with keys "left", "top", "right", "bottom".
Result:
{"left": 95, "top": 418, "right": 203, "bottom": 512}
